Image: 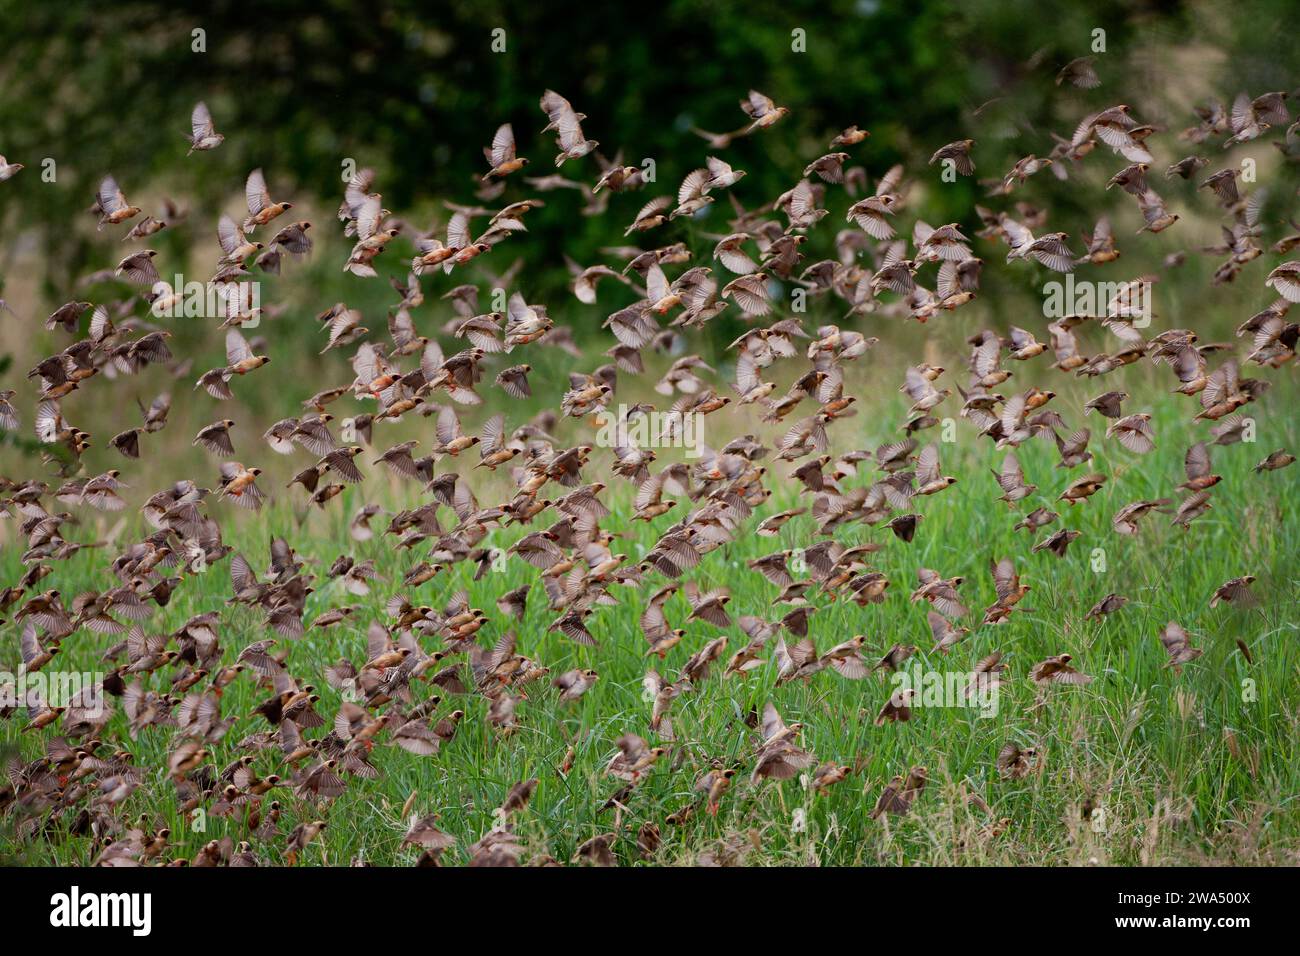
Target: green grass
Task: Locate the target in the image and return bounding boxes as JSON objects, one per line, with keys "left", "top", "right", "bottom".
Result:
{"left": 2, "top": 371, "right": 1297, "bottom": 866}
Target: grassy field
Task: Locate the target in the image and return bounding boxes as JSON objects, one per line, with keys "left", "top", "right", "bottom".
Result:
{"left": 6, "top": 0, "right": 1300, "bottom": 872}
{"left": 3, "top": 367, "right": 1296, "bottom": 866}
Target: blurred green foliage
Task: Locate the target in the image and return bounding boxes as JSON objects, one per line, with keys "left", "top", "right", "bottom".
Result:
{"left": 0, "top": 0, "right": 1296, "bottom": 357}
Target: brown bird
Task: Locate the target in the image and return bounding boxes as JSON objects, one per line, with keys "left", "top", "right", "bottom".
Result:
{"left": 1254, "top": 449, "right": 1295, "bottom": 473}
{"left": 870, "top": 766, "right": 927, "bottom": 819}
{"left": 0, "top": 154, "right": 25, "bottom": 180}
{"left": 1107, "top": 413, "right": 1155, "bottom": 454}
{"left": 1159, "top": 622, "right": 1203, "bottom": 672}
{"left": 873, "top": 643, "right": 917, "bottom": 673}
{"left": 990, "top": 557, "right": 1030, "bottom": 608}
{"left": 1029, "top": 654, "right": 1092, "bottom": 687}
{"left": 811, "top": 763, "right": 853, "bottom": 795}
{"left": 217, "top": 462, "right": 265, "bottom": 510}
{"left": 95, "top": 175, "right": 141, "bottom": 229}
{"left": 996, "top": 742, "right": 1038, "bottom": 779}
{"left": 1032, "top": 528, "right": 1081, "bottom": 557}
{"left": 483, "top": 123, "right": 528, "bottom": 180}
{"left": 831, "top": 125, "right": 870, "bottom": 147}
{"left": 475, "top": 414, "right": 518, "bottom": 471}
{"left": 738, "top": 90, "right": 789, "bottom": 133}
{"left": 930, "top": 139, "right": 976, "bottom": 176}
{"left": 1059, "top": 473, "right": 1106, "bottom": 504}
{"left": 1085, "top": 593, "right": 1128, "bottom": 620}
{"left": 875, "top": 687, "right": 915, "bottom": 725}
{"left": 1084, "top": 390, "right": 1128, "bottom": 419}
{"left": 696, "top": 767, "right": 738, "bottom": 815}
{"left": 540, "top": 90, "right": 599, "bottom": 165}
{"left": 187, "top": 101, "right": 224, "bottom": 153}
{"left": 242, "top": 168, "right": 293, "bottom": 232}
{"left": 993, "top": 451, "right": 1036, "bottom": 504}
{"left": 552, "top": 668, "right": 599, "bottom": 702}
{"left": 193, "top": 420, "right": 236, "bottom": 458}
{"left": 1209, "top": 575, "right": 1256, "bottom": 608}
{"left": 929, "top": 610, "right": 970, "bottom": 654}
{"left": 1056, "top": 56, "right": 1100, "bottom": 89}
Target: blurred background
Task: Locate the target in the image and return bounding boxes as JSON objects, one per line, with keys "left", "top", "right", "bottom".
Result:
{"left": 0, "top": 0, "right": 1297, "bottom": 484}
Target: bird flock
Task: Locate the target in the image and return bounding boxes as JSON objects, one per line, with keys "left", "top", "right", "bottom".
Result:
{"left": 1, "top": 62, "right": 1298, "bottom": 866}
